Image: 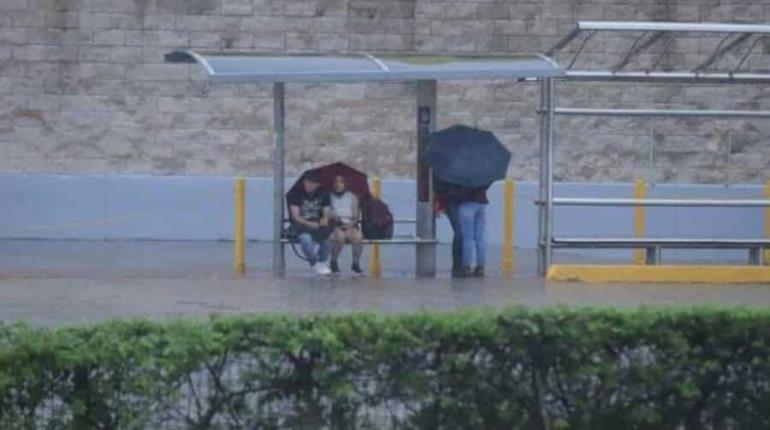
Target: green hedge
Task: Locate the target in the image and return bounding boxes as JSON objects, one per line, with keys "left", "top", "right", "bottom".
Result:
{"left": 1, "top": 308, "right": 769, "bottom": 429}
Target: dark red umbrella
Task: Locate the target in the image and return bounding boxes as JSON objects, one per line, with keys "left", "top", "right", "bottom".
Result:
{"left": 286, "top": 162, "right": 370, "bottom": 204}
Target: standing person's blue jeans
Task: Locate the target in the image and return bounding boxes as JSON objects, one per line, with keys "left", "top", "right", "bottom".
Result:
{"left": 445, "top": 203, "right": 463, "bottom": 273}
{"left": 297, "top": 232, "right": 331, "bottom": 266}
{"left": 459, "top": 202, "right": 486, "bottom": 269}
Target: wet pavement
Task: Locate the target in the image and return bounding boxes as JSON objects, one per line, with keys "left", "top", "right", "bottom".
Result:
{"left": 1, "top": 240, "right": 769, "bottom": 326}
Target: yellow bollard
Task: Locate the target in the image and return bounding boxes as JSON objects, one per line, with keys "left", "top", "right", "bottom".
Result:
{"left": 368, "top": 176, "right": 382, "bottom": 278}
{"left": 502, "top": 178, "right": 515, "bottom": 278}
{"left": 765, "top": 180, "right": 770, "bottom": 265}
{"left": 633, "top": 179, "right": 647, "bottom": 265}
{"left": 234, "top": 177, "right": 246, "bottom": 276}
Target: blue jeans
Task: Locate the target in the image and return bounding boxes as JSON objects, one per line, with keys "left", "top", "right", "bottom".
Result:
{"left": 459, "top": 202, "right": 486, "bottom": 268}
{"left": 445, "top": 203, "right": 463, "bottom": 271}
{"left": 297, "top": 232, "right": 331, "bottom": 266}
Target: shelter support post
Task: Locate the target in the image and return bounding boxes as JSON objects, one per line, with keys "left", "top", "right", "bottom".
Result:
{"left": 765, "top": 180, "right": 770, "bottom": 265}
{"left": 272, "top": 82, "right": 286, "bottom": 277}
{"left": 416, "top": 80, "right": 437, "bottom": 277}
{"left": 538, "top": 79, "right": 556, "bottom": 275}
{"left": 544, "top": 78, "right": 556, "bottom": 274}
{"left": 537, "top": 79, "right": 548, "bottom": 275}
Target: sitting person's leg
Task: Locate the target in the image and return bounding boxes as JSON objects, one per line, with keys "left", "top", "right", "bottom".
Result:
{"left": 317, "top": 237, "right": 331, "bottom": 267}
{"left": 329, "top": 228, "right": 346, "bottom": 274}
{"left": 347, "top": 228, "right": 364, "bottom": 274}
{"left": 297, "top": 232, "right": 318, "bottom": 266}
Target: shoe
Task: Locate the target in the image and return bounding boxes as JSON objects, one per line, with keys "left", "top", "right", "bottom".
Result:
{"left": 455, "top": 267, "right": 473, "bottom": 278}
{"left": 330, "top": 260, "right": 340, "bottom": 275}
{"left": 473, "top": 266, "right": 485, "bottom": 278}
{"left": 351, "top": 263, "right": 364, "bottom": 276}
{"left": 314, "top": 263, "right": 331, "bottom": 276}
{"left": 451, "top": 267, "right": 463, "bottom": 278}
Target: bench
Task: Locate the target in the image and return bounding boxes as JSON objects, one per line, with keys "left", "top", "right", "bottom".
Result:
{"left": 280, "top": 218, "right": 437, "bottom": 246}
{"left": 552, "top": 237, "right": 770, "bottom": 265}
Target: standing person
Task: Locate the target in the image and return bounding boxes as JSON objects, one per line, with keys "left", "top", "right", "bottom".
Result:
{"left": 329, "top": 175, "right": 365, "bottom": 275}
{"left": 434, "top": 177, "right": 464, "bottom": 278}
{"left": 458, "top": 183, "right": 491, "bottom": 278}
{"left": 287, "top": 171, "right": 333, "bottom": 275}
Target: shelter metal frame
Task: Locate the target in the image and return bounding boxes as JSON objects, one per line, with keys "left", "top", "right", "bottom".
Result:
{"left": 166, "top": 51, "right": 563, "bottom": 277}
{"left": 540, "top": 21, "right": 770, "bottom": 274}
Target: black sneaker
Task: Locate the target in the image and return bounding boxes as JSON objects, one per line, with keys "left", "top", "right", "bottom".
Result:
{"left": 351, "top": 263, "right": 364, "bottom": 276}
{"left": 473, "top": 266, "right": 485, "bottom": 278}
{"left": 330, "top": 260, "right": 340, "bottom": 275}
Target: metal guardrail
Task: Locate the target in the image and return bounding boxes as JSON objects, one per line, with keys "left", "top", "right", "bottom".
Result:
{"left": 553, "top": 237, "right": 770, "bottom": 266}
{"left": 537, "top": 198, "right": 770, "bottom": 208}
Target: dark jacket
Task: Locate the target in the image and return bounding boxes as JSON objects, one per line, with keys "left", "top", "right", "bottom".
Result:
{"left": 435, "top": 178, "right": 489, "bottom": 205}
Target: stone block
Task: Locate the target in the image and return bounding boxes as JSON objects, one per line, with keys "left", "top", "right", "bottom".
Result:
{"left": 348, "top": 34, "right": 413, "bottom": 51}
{"left": 477, "top": 3, "right": 509, "bottom": 20}
{"left": 45, "top": 45, "right": 79, "bottom": 62}
{"left": 29, "top": 28, "right": 91, "bottom": 44}
{"left": 252, "top": 33, "right": 286, "bottom": 50}
{"left": 59, "top": 63, "right": 124, "bottom": 80}
{"left": 285, "top": 0, "right": 318, "bottom": 17}
{"left": 444, "top": 2, "right": 476, "bottom": 19}
{"left": 0, "top": 29, "right": 29, "bottom": 45}
{"left": 222, "top": 0, "right": 252, "bottom": 16}
{"left": 190, "top": 31, "right": 223, "bottom": 49}
{"left": 92, "top": 29, "right": 124, "bottom": 45}
{"left": 0, "top": 0, "right": 27, "bottom": 11}
{"left": 125, "top": 64, "right": 188, "bottom": 81}
{"left": 415, "top": 2, "right": 443, "bottom": 18}
{"left": 252, "top": 0, "right": 284, "bottom": 16}
{"left": 316, "top": 0, "right": 346, "bottom": 17}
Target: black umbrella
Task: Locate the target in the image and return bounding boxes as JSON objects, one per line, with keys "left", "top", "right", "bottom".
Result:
{"left": 424, "top": 125, "right": 511, "bottom": 187}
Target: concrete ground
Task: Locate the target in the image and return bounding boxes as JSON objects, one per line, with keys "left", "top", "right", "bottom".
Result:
{"left": 1, "top": 240, "right": 769, "bottom": 326}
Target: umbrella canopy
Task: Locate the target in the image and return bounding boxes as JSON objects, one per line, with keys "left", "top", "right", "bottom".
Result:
{"left": 424, "top": 125, "right": 511, "bottom": 187}
{"left": 286, "top": 162, "right": 370, "bottom": 204}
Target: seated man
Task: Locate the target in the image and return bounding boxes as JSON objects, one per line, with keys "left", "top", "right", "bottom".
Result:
{"left": 287, "top": 171, "right": 333, "bottom": 275}
{"left": 329, "top": 175, "right": 364, "bottom": 275}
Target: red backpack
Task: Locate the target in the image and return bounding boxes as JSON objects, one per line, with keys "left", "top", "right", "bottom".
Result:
{"left": 360, "top": 195, "right": 394, "bottom": 240}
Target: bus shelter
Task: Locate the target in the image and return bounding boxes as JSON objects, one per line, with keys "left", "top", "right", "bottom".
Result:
{"left": 543, "top": 21, "right": 770, "bottom": 277}
{"left": 166, "top": 51, "right": 564, "bottom": 277}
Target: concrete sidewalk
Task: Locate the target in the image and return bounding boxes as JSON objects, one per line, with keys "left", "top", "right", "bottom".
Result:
{"left": 1, "top": 240, "right": 769, "bottom": 326}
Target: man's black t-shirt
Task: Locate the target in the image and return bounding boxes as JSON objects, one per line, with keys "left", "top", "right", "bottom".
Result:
{"left": 288, "top": 189, "right": 331, "bottom": 222}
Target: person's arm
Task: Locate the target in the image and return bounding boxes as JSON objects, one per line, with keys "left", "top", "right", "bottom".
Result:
{"left": 318, "top": 193, "right": 332, "bottom": 227}
{"left": 352, "top": 195, "right": 360, "bottom": 227}
{"left": 290, "top": 205, "right": 318, "bottom": 229}
{"left": 319, "top": 205, "right": 331, "bottom": 227}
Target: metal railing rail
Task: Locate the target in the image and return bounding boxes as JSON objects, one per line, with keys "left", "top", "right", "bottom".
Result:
{"left": 538, "top": 198, "right": 770, "bottom": 208}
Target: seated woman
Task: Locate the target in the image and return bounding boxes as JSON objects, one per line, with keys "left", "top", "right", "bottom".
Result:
{"left": 329, "top": 175, "right": 364, "bottom": 275}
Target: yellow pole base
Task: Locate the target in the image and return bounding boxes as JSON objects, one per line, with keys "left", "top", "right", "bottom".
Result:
{"left": 548, "top": 264, "right": 770, "bottom": 284}
{"left": 368, "top": 176, "right": 382, "bottom": 278}
{"left": 501, "top": 178, "right": 515, "bottom": 278}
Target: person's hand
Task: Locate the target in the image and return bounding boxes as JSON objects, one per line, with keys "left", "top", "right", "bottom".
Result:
{"left": 307, "top": 221, "right": 319, "bottom": 230}
{"left": 319, "top": 219, "right": 328, "bottom": 227}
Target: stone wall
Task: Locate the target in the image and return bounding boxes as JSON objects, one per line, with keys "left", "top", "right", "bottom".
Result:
{"left": 0, "top": 0, "right": 768, "bottom": 183}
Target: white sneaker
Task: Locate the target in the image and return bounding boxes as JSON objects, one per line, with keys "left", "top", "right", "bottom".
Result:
{"left": 314, "top": 263, "right": 331, "bottom": 276}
